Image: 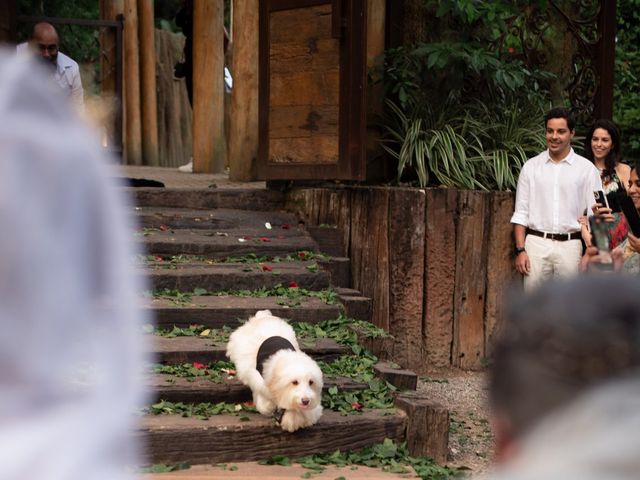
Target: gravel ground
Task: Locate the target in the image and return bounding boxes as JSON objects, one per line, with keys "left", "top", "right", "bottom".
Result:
{"left": 417, "top": 368, "right": 494, "bottom": 477}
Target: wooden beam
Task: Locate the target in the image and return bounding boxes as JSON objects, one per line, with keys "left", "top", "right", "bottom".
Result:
{"left": 124, "top": 0, "right": 142, "bottom": 164}
{"left": 138, "top": 0, "right": 159, "bottom": 165}
{"left": 228, "top": 0, "right": 259, "bottom": 181}
{"left": 99, "top": 0, "right": 123, "bottom": 153}
{"left": 595, "top": 0, "right": 616, "bottom": 120}
{"left": 192, "top": 0, "right": 226, "bottom": 173}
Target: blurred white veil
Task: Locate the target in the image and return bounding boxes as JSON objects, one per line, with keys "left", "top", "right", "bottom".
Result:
{"left": 0, "top": 49, "right": 148, "bottom": 479}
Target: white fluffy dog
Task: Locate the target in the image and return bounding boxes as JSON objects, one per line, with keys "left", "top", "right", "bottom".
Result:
{"left": 226, "top": 309, "right": 324, "bottom": 432}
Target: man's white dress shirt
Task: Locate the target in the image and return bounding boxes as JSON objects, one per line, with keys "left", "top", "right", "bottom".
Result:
{"left": 16, "top": 43, "right": 84, "bottom": 112}
{"left": 511, "top": 148, "right": 602, "bottom": 233}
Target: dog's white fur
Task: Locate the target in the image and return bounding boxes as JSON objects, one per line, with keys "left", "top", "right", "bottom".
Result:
{"left": 226, "top": 309, "right": 324, "bottom": 432}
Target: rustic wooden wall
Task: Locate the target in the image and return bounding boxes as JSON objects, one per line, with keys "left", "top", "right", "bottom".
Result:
{"left": 286, "top": 186, "right": 518, "bottom": 373}
{"left": 268, "top": 5, "right": 340, "bottom": 165}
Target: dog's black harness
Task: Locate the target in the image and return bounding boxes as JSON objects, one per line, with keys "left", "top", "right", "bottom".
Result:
{"left": 255, "top": 336, "right": 296, "bottom": 377}
{"left": 255, "top": 336, "right": 296, "bottom": 426}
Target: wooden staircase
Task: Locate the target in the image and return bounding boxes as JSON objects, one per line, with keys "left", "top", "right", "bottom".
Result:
{"left": 131, "top": 187, "right": 448, "bottom": 475}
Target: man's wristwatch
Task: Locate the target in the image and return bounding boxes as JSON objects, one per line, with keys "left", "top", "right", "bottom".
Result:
{"left": 514, "top": 247, "right": 526, "bottom": 256}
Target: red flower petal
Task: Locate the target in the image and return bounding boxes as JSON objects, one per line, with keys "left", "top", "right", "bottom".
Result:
{"left": 288, "top": 281, "right": 299, "bottom": 289}
{"left": 351, "top": 402, "right": 363, "bottom": 411}
{"left": 259, "top": 237, "right": 271, "bottom": 242}
{"left": 192, "top": 362, "right": 206, "bottom": 370}
{"left": 297, "top": 251, "right": 306, "bottom": 259}
{"left": 243, "top": 235, "right": 252, "bottom": 240}
{"left": 262, "top": 264, "right": 273, "bottom": 271}
{"left": 159, "top": 224, "right": 169, "bottom": 231}
{"left": 154, "top": 256, "right": 163, "bottom": 262}
{"left": 243, "top": 401, "right": 255, "bottom": 407}
{"left": 281, "top": 223, "right": 290, "bottom": 230}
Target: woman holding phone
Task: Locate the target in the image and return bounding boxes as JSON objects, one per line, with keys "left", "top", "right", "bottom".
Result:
{"left": 582, "top": 163, "right": 640, "bottom": 273}
{"left": 583, "top": 119, "right": 631, "bottom": 248}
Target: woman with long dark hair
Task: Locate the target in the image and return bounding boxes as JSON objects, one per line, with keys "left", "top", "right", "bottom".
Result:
{"left": 584, "top": 119, "right": 631, "bottom": 249}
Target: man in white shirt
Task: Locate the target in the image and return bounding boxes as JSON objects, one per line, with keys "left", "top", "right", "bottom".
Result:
{"left": 17, "top": 22, "right": 84, "bottom": 112}
{"left": 511, "top": 107, "right": 602, "bottom": 290}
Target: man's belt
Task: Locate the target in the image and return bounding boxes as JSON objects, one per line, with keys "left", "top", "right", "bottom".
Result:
{"left": 526, "top": 228, "right": 581, "bottom": 241}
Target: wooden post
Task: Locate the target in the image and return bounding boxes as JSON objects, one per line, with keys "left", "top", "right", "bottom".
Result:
{"left": 228, "top": 0, "right": 259, "bottom": 180}
{"left": 124, "top": 0, "right": 142, "bottom": 165}
{"left": 0, "top": 0, "right": 16, "bottom": 43}
{"left": 395, "top": 394, "right": 449, "bottom": 464}
{"left": 138, "top": 0, "right": 159, "bottom": 165}
{"left": 192, "top": 0, "right": 226, "bottom": 173}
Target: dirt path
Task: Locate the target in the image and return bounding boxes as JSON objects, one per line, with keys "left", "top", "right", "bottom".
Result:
{"left": 417, "top": 368, "right": 494, "bottom": 477}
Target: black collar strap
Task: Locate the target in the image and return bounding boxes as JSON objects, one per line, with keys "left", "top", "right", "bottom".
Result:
{"left": 273, "top": 407, "right": 286, "bottom": 424}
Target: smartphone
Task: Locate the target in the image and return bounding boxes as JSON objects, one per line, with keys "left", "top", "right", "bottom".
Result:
{"left": 620, "top": 195, "right": 640, "bottom": 237}
{"left": 589, "top": 214, "right": 611, "bottom": 252}
{"left": 589, "top": 214, "right": 613, "bottom": 268}
{"left": 593, "top": 190, "right": 610, "bottom": 209}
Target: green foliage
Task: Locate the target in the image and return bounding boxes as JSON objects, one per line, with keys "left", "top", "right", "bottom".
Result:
{"left": 145, "top": 399, "right": 257, "bottom": 420}
{"left": 261, "top": 439, "right": 460, "bottom": 479}
{"left": 152, "top": 361, "right": 235, "bottom": 383}
{"left": 615, "top": 0, "right": 640, "bottom": 161}
{"left": 139, "top": 463, "right": 190, "bottom": 474}
{"left": 146, "top": 285, "right": 338, "bottom": 308}
{"left": 378, "top": 1, "right": 554, "bottom": 190}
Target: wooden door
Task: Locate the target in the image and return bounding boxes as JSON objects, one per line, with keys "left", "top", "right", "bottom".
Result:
{"left": 258, "top": 0, "right": 366, "bottom": 180}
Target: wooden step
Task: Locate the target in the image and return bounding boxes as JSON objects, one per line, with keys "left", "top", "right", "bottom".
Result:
{"left": 147, "top": 375, "right": 368, "bottom": 404}
{"left": 132, "top": 188, "right": 285, "bottom": 211}
{"left": 147, "top": 296, "right": 342, "bottom": 329}
{"left": 142, "top": 462, "right": 413, "bottom": 479}
{"left": 142, "top": 262, "right": 330, "bottom": 292}
{"left": 138, "top": 409, "right": 406, "bottom": 465}
{"left": 149, "top": 336, "right": 349, "bottom": 365}
{"left": 134, "top": 207, "right": 300, "bottom": 231}
{"left": 138, "top": 227, "right": 318, "bottom": 258}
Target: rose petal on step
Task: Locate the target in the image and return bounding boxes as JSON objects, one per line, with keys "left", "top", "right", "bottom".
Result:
{"left": 351, "top": 402, "right": 363, "bottom": 411}
{"left": 259, "top": 237, "right": 270, "bottom": 242}
{"left": 192, "top": 362, "right": 206, "bottom": 370}
{"left": 159, "top": 224, "right": 169, "bottom": 231}
{"left": 262, "top": 264, "right": 273, "bottom": 271}
{"left": 281, "top": 223, "right": 290, "bottom": 229}
{"left": 288, "top": 281, "right": 299, "bottom": 289}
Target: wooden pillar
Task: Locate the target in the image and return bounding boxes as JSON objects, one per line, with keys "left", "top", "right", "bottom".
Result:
{"left": 99, "top": 0, "right": 123, "bottom": 152}
{"left": 0, "top": 0, "right": 16, "bottom": 44}
{"left": 595, "top": 0, "right": 616, "bottom": 120}
{"left": 138, "top": 0, "right": 159, "bottom": 165}
{"left": 192, "top": 0, "right": 226, "bottom": 173}
{"left": 228, "top": 0, "right": 258, "bottom": 180}
{"left": 124, "top": 0, "right": 142, "bottom": 165}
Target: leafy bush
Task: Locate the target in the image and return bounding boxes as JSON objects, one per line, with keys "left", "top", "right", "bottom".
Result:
{"left": 377, "top": 1, "right": 553, "bottom": 190}
{"left": 615, "top": 0, "right": 640, "bottom": 162}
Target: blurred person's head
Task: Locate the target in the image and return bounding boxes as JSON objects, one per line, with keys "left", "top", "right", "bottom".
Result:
{"left": 0, "top": 48, "right": 147, "bottom": 480}
{"left": 28, "top": 22, "right": 59, "bottom": 69}
{"left": 490, "top": 276, "right": 640, "bottom": 463}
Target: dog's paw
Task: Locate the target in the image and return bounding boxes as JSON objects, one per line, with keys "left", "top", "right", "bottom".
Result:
{"left": 279, "top": 410, "right": 301, "bottom": 432}
{"left": 279, "top": 408, "right": 321, "bottom": 432}
{"left": 255, "top": 394, "right": 276, "bottom": 415}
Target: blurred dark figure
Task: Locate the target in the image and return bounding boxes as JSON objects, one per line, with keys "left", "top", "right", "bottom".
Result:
{"left": 174, "top": 0, "right": 193, "bottom": 104}
{"left": 489, "top": 276, "right": 640, "bottom": 479}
